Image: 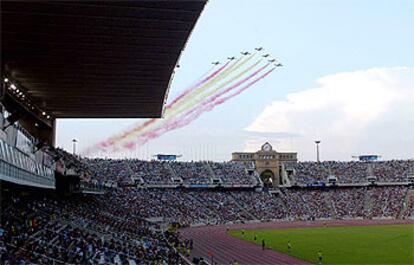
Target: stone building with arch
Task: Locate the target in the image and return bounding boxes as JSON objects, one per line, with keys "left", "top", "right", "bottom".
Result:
{"left": 231, "top": 142, "right": 297, "bottom": 187}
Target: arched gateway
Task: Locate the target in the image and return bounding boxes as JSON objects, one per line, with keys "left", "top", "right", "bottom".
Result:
{"left": 260, "top": 169, "right": 275, "bottom": 187}
{"left": 231, "top": 142, "right": 297, "bottom": 187}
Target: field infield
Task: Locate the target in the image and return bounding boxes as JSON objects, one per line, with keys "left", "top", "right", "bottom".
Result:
{"left": 180, "top": 219, "right": 414, "bottom": 265}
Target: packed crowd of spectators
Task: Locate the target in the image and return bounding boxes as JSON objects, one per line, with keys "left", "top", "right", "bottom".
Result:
{"left": 61, "top": 186, "right": 412, "bottom": 227}
{"left": 169, "top": 162, "right": 211, "bottom": 184}
{"left": 0, "top": 191, "right": 188, "bottom": 265}
{"left": 209, "top": 162, "right": 255, "bottom": 185}
{"left": 367, "top": 186, "right": 408, "bottom": 218}
{"left": 230, "top": 191, "right": 287, "bottom": 220}
{"left": 329, "top": 187, "right": 366, "bottom": 218}
{"left": 128, "top": 160, "right": 175, "bottom": 185}
{"left": 84, "top": 159, "right": 133, "bottom": 185}
{"left": 401, "top": 194, "right": 414, "bottom": 219}
{"left": 373, "top": 161, "right": 414, "bottom": 182}
{"left": 61, "top": 157, "right": 414, "bottom": 188}
{"left": 83, "top": 159, "right": 255, "bottom": 186}
{"left": 290, "top": 160, "right": 414, "bottom": 184}
{"left": 282, "top": 189, "right": 333, "bottom": 219}
{"left": 2, "top": 184, "right": 413, "bottom": 263}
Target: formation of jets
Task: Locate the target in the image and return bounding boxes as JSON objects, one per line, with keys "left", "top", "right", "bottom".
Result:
{"left": 211, "top": 48, "right": 282, "bottom": 68}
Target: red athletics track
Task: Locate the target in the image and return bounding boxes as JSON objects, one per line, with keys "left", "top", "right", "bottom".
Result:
{"left": 180, "top": 219, "right": 414, "bottom": 265}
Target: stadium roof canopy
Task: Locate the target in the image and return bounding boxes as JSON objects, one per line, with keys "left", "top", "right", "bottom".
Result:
{"left": 1, "top": 1, "right": 206, "bottom": 118}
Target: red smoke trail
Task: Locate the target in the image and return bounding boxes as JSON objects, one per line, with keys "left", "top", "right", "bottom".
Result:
{"left": 120, "top": 63, "right": 270, "bottom": 149}
{"left": 123, "top": 67, "right": 276, "bottom": 149}
{"left": 148, "top": 63, "right": 270, "bottom": 136}
{"left": 94, "top": 62, "right": 231, "bottom": 150}
{"left": 166, "top": 62, "right": 230, "bottom": 108}
{"left": 179, "top": 63, "right": 271, "bottom": 120}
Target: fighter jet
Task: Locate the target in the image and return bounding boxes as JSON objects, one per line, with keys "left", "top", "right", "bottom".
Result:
{"left": 212, "top": 61, "right": 220, "bottom": 65}
{"left": 275, "top": 63, "right": 283, "bottom": 67}
{"left": 268, "top": 59, "right": 276, "bottom": 63}
{"left": 227, "top": 56, "right": 236, "bottom": 60}
{"left": 255, "top": 47, "right": 264, "bottom": 51}
{"left": 240, "top": 51, "right": 250, "bottom": 55}
{"left": 262, "top": 54, "right": 270, "bottom": 58}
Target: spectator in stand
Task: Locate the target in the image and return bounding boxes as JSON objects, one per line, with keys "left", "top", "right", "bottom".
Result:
{"left": 289, "top": 160, "right": 414, "bottom": 184}
{"left": 83, "top": 158, "right": 257, "bottom": 187}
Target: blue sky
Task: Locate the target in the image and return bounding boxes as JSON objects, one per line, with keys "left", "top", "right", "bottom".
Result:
{"left": 56, "top": 0, "right": 414, "bottom": 161}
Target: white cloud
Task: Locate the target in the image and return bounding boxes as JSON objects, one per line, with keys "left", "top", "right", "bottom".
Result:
{"left": 246, "top": 67, "right": 414, "bottom": 161}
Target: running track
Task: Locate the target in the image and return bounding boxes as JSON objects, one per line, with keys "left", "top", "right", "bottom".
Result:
{"left": 180, "top": 219, "right": 413, "bottom": 265}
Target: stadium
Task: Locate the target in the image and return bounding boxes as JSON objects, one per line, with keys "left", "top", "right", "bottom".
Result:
{"left": 1, "top": 1, "right": 413, "bottom": 265}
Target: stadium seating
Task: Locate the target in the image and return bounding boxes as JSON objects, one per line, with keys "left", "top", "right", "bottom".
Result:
{"left": 289, "top": 160, "right": 414, "bottom": 184}
{"left": 1, "top": 184, "right": 413, "bottom": 264}
{"left": 2, "top": 155, "right": 414, "bottom": 264}
{"left": 83, "top": 158, "right": 256, "bottom": 186}
{"left": 0, "top": 191, "right": 187, "bottom": 264}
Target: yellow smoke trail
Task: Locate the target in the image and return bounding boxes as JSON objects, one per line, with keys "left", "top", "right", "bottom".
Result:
{"left": 104, "top": 54, "right": 258, "bottom": 149}
{"left": 99, "top": 55, "right": 251, "bottom": 149}
{"left": 114, "top": 58, "right": 264, "bottom": 148}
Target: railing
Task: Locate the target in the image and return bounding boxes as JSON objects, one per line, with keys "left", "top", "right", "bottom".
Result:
{"left": 0, "top": 139, "right": 55, "bottom": 189}
{"left": 0, "top": 159, "right": 55, "bottom": 188}
{"left": 79, "top": 181, "right": 106, "bottom": 194}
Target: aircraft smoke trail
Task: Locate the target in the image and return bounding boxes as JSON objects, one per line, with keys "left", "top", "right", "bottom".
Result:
{"left": 166, "top": 62, "right": 230, "bottom": 108}
{"left": 98, "top": 56, "right": 249, "bottom": 149}
{"left": 111, "top": 58, "right": 265, "bottom": 149}
{"left": 122, "top": 67, "right": 277, "bottom": 149}
{"left": 165, "top": 56, "right": 259, "bottom": 118}
{"left": 95, "top": 61, "right": 232, "bottom": 149}
{"left": 180, "top": 63, "right": 271, "bottom": 120}
{"left": 84, "top": 50, "right": 278, "bottom": 155}
{"left": 100, "top": 55, "right": 259, "bottom": 150}
{"left": 117, "top": 65, "right": 275, "bottom": 150}
{"left": 166, "top": 53, "right": 255, "bottom": 111}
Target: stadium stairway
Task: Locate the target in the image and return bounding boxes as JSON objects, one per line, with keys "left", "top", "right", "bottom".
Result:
{"left": 204, "top": 162, "right": 219, "bottom": 183}
{"left": 300, "top": 193, "right": 312, "bottom": 217}
{"left": 229, "top": 195, "right": 258, "bottom": 221}
{"left": 363, "top": 187, "right": 373, "bottom": 218}
{"left": 323, "top": 191, "right": 337, "bottom": 219}
{"left": 398, "top": 189, "right": 414, "bottom": 219}
{"left": 252, "top": 171, "right": 262, "bottom": 186}
{"left": 189, "top": 193, "right": 222, "bottom": 222}
{"left": 166, "top": 162, "right": 178, "bottom": 179}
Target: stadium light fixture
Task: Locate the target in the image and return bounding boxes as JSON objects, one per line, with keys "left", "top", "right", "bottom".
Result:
{"left": 4, "top": 78, "right": 8, "bottom": 82}
{"left": 72, "top": 139, "right": 78, "bottom": 155}
{"left": 315, "top": 140, "right": 321, "bottom": 163}
{"left": 42, "top": 111, "right": 46, "bottom": 116}
{"left": 11, "top": 84, "right": 16, "bottom": 90}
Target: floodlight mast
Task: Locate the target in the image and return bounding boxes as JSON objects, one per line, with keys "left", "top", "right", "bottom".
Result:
{"left": 315, "top": 140, "right": 321, "bottom": 163}
{"left": 72, "top": 139, "right": 78, "bottom": 155}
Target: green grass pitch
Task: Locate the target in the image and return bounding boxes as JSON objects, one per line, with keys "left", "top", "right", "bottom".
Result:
{"left": 229, "top": 224, "right": 414, "bottom": 265}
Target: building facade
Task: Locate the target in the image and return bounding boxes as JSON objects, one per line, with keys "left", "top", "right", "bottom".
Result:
{"left": 232, "top": 142, "right": 297, "bottom": 187}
